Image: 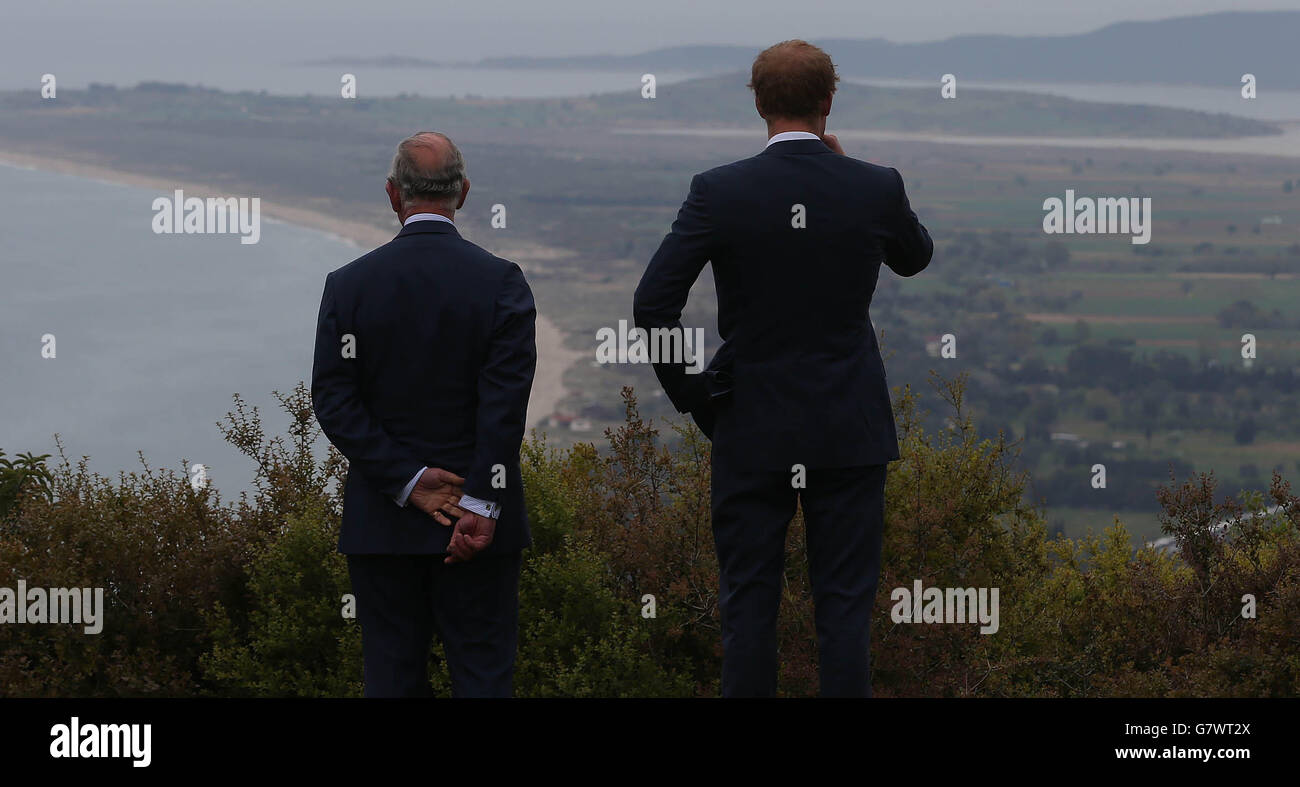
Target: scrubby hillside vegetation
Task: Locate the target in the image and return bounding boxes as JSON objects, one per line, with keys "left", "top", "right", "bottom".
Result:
{"left": 1, "top": 376, "right": 1296, "bottom": 697}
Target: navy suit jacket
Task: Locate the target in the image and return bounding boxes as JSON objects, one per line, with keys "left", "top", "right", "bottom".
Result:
{"left": 633, "top": 138, "right": 933, "bottom": 471}
{"left": 312, "top": 219, "right": 536, "bottom": 555}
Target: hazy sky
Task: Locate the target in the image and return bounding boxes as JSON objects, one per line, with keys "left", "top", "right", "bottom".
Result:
{"left": 5, "top": 0, "right": 1297, "bottom": 64}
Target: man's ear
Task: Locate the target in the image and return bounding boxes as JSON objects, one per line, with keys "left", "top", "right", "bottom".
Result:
{"left": 385, "top": 179, "right": 402, "bottom": 214}
{"left": 456, "top": 178, "right": 470, "bottom": 211}
{"left": 753, "top": 95, "right": 765, "bottom": 119}
{"left": 820, "top": 94, "right": 833, "bottom": 118}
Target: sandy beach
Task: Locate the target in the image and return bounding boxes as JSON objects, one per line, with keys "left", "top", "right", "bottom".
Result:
{"left": 0, "top": 148, "right": 581, "bottom": 427}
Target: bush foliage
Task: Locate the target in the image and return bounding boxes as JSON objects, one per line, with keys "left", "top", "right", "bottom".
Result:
{"left": 1, "top": 376, "right": 1296, "bottom": 697}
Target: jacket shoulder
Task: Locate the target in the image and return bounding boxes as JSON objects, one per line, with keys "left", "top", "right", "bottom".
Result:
{"left": 843, "top": 156, "right": 900, "bottom": 180}
{"left": 694, "top": 156, "right": 764, "bottom": 185}
{"left": 695, "top": 153, "right": 900, "bottom": 185}
{"left": 326, "top": 240, "right": 396, "bottom": 284}
{"left": 448, "top": 236, "right": 523, "bottom": 285}
{"left": 327, "top": 234, "right": 518, "bottom": 284}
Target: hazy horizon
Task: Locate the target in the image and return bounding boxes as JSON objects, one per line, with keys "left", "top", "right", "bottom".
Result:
{"left": 4, "top": 1, "right": 1296, "bottom": 79}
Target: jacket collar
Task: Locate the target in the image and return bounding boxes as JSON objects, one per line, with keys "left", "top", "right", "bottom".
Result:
{"left": 759, "top": 138, "right": 834, "bottom": 157}
{"left": 395, "top": 219, "right": 460, "bottom": 239}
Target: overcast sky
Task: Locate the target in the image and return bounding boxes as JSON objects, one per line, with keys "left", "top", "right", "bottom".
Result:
{"left": 5, "top": 0, "right": 1297, "bottom": 64}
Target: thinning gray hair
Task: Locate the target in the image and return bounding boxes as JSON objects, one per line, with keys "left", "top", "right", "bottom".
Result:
{"left": 387, "top": 131, "right": 466, "bottom": 209}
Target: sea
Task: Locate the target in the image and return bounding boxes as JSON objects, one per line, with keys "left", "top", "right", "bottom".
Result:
{"left": 0, "top": 162, "right": 361, "bottom": 497}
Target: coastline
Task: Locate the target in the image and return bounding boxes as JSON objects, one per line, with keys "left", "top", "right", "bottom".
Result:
{"left": 0, "top": 148, "right": 581, "bottom": 428}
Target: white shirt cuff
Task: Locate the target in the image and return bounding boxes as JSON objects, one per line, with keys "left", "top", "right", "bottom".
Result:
{"left": 458, "top": 494, "right": 501, "bottom": 520}
{"left": 394, "top": 466, "right": 426, "bottom": 507}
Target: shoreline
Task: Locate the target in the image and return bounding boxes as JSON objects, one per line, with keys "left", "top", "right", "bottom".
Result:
{"left": 0, "top": 148, "right": 581, "bottom": 428}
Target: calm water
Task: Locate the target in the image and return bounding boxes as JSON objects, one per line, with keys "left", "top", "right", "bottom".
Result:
{"left": 0, "top": 63, "right": 701, "bottom": 100}
{"left": 847, "top": 78, "right": 1300, "bottom": 122}
{"left": 0, "top": 163, "right": 361, "bottom": 495}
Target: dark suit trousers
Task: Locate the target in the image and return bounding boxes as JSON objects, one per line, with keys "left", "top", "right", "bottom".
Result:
{"left": 347, "top": 551, "right": 522, "bottom": 698}
{"left": 711, "top": 458, "right": 887, "bottom": 698}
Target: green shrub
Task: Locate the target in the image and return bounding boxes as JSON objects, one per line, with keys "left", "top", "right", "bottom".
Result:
{"left": 1, "top": 375, "right": 1296, "bottom": 697}
{"left": 0, "top": 448, "right": 257, "bottom": 696}
{"left": 201, "top": 503, "right": 362, "bottom": 697}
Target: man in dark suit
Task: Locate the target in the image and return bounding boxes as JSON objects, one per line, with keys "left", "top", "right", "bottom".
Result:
{"left": 312, "top": 131, "right": 536, "bottom": 697}
{"left": 633, "top": 41, "right": 933, "bottom": 697}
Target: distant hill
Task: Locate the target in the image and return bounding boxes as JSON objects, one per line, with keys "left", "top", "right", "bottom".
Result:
{"left": 585, "top": 73, "right": 1280, "bottom": 138}
{"left": 0, "top": 73, "right": 1279, "bottom": 142}
{"left": 306, "top": 11, "right": 1300, "bottom": 89}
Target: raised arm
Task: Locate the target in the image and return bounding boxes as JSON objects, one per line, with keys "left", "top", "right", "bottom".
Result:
{"left": 882, "top": 167, "right": 933, "bottom": 278}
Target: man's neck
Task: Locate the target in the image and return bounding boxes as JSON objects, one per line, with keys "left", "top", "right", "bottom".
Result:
{"left": 765, "top": 118, "right": 824, "bottom": 138}
{"left": 399, "top": 205, "right": 455, "bottom": 223}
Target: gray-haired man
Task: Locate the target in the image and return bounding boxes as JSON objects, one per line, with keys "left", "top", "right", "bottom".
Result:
{"left": 312, "top": 132, "right": 537, "bottom": 697}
